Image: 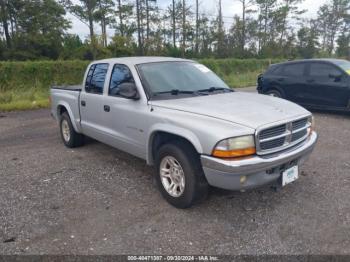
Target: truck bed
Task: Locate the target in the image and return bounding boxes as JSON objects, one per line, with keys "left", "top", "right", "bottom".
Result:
{"left": 50, "top": 86, "right": 82, "bottom": 133}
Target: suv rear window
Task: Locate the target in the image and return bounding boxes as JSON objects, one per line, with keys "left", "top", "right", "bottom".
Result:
{"left": 266, "top": 65, "right": 281, "bottom": 75}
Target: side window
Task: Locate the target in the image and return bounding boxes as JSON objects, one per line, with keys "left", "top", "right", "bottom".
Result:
{"left": 309, "top": 63, "right": 342, "bottom": 78}
{"left": 85, "top": 63, "right": 109, "bottom": 94}
{"left": 109, "top": 64, "right": 135, "bottom": 96}
{"left": 85, "top": 65, "right": 95, "bottom": 90}
{"left": 282, "top": 63, "right": 305, "bottom": 77}
{"left": 271, "top": 65, "right": 283, "bottom": 75}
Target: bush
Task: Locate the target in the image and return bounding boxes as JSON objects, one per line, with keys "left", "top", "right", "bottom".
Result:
{"left": 198, "top": 58, "right": 283, "bottom": 87}
{"left": 0, "top": 60, "right": 89, "bottom": 92}
{"left": 0, "top": 60, "right": 89, "bottom": 111}
{"left": 0, "top": 58, "right": 284, "bottom": 111}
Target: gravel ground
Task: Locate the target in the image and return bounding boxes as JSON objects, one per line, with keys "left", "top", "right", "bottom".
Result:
{"left": 0, "top": 106, "right": 350, "bottom": 255}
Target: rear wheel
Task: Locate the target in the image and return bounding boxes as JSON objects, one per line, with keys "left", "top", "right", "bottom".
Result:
{"left": 60, "top": 112, "right": 84, "bottom": 148}
{"left": 266, "top": 89, "right": 283, "bottom": 98}
{"left": 155, "top": 141, "right": 208, "bottom": 208}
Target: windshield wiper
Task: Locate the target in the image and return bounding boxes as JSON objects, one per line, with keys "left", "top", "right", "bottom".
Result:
{"left": 152, "top": 87, "right": 233, "bottom": 97}
{"left": 153, "top": 89, "right": 196, "bottom": 96}
{"left": 197, "top": 87, "right": 233, "bottom": 93}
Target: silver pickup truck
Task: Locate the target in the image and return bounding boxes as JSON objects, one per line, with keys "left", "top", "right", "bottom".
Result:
{"left": 51, "top": 57, "right": 318, "bottom": 208}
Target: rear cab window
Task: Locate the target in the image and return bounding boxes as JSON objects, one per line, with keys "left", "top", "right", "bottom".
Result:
{"left": 85, "top": 63, "right": 109, "bottom": 94}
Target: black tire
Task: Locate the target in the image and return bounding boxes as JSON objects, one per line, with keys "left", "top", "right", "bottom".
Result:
{"left": 59, "top": 112, "right": 84, "bottom": 148}
{"left": 266, "top": 89, "right": 283, "bottom": 98}
{"left": 155, "top": 140, "right": 208, "bottom": 208}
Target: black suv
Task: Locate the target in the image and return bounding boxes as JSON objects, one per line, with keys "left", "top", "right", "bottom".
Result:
{"left": 257, "top": 59, "right": 350, "bottom": 111}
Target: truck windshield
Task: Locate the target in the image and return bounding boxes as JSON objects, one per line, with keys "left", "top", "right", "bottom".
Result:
{"left": 137, "top": 62, "right": 231, "bottom": 98}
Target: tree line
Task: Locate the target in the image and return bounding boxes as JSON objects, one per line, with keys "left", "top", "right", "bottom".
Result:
{"left": 0, "top": 0, "right": 349, "bottom": 61}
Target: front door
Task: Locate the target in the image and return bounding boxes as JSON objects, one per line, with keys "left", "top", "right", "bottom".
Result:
{"left": 304, "top": 62, "right": 349, "bottom": 108}
{"left": 102, "top": 64, "right": 149, "bottom": 159}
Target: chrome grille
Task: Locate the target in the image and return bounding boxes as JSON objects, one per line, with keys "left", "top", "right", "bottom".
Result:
{"left": 256, "top": 117, "right": 310, "bottom": 155}
{"left": 260, "top": 137, "right": 285, "bottom": 150}
{"left": 292, "top": 129, "right": 307, "bottom": 141}
{"left": 292, "top": 118, "right": 308, "bottom": 131}
{"left": 259, "top": 124, "right": 286, "bottom": 140}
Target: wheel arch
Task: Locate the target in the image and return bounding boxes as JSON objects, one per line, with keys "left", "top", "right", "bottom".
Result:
{"left": 266, "top": 86, "right": 286, "bottom": 98}
{"left": 147, "top": 126, "right": 203, "bottom": 166}
{"left": 56, "top": 102, "right": 80, "bottom": 133}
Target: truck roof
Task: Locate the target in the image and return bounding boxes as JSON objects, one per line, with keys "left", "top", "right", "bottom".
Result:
{"left": 93, "top": 56, "right": 193, "bottom": 66}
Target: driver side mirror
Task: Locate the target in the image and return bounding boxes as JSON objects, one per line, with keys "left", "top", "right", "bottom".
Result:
{"left": 118, "top": 82, "right": 140, "bottom": 100}
{"left": 329, "top": 73, "right": 342, "bottom": 82}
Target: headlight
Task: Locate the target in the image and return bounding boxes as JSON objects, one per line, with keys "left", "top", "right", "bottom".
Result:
{"left": 212, "top": 135, "right": 256, "bottom": 158}
{"left": 308, "top": 116, "right": 315, "bottom": 135}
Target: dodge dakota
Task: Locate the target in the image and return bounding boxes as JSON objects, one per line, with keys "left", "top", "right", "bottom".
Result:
{"left": 51, "top": 57, "right": 318, "bottom": 208}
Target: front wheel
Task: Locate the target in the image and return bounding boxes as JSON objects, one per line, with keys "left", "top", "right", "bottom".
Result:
{"left": 155, "top": 141, "right": 208, "bottom": 208}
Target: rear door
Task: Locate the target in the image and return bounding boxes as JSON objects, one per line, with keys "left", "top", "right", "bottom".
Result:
{"left": 276, "top": 62, "right": 307, "bottom": 103}
{"left": 80, "top": 63, "right": 110, "bottom": 139}
{"left": 305, "top": 62, "right": 349, "bottom": 108}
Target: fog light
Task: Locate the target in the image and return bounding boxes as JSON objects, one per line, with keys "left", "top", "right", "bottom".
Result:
{"left": 240, "top": 175, "right": 247, "bottom": 184}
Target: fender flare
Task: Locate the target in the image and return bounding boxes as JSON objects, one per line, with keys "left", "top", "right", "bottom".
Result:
{"left": 146, "top": 124, "right": 203, "bottom": 165}
{"left": 266, "top": 86, "right": 286, "bottom": 98}
{"left": 56, "top": 101, "right": 81, "bottom": 133}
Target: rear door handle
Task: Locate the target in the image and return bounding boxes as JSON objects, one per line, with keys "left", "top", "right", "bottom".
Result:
{"left": 81, "top": 100, "right": 86, "bottom": 106}
{"left": 306, "top": 79, "right": 315, "bottom": 83}
{"left": 277, "top": 78, "right": 284, "bottom": 82}
{"left": 104, "top": 105, "right": 110, "bottom": 112}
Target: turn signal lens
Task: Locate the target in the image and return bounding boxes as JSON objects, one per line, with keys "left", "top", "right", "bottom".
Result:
{"left": 212, "top": 135, "right": 256, "bottom": 158}
{"left": 213, "top": 147, "right": 256, "bottom": 158}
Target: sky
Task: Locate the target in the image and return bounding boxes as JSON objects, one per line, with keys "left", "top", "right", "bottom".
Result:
{"left": 67, "top": 0, "right": 328, "bottom": 41}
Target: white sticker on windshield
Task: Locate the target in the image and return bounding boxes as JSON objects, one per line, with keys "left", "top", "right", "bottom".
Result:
{"left": 194, "top": 64, "right": 211, "bottom": 73}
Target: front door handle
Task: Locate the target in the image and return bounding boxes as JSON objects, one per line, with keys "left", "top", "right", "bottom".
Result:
{"left": 81, "top": 100, "right": 86, "bottom": 106}
{"left": 306, "top": 79, "right": 315, "bottom": 83}
{"left": 104, "top": 105, "right": 110, "bottom": 112}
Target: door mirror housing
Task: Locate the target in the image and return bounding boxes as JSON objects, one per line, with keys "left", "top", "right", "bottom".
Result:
{"left": 118, "top": 83, "right": 140, "bottom": 100}
{"left": 329, "top": 73, "right": 342, "bottom": 82}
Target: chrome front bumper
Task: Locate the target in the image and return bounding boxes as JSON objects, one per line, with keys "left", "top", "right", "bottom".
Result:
{"left": 200, "top": 132, "right": 318, "bottom": 190}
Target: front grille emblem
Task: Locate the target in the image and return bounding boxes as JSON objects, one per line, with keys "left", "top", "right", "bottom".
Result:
{"left": 286, "top": 122, "right": 293, "bottom": 144}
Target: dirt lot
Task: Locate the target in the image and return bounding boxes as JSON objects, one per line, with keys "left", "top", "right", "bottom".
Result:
{"left": 0, "top": 106, "right": 350, "bottom": 255}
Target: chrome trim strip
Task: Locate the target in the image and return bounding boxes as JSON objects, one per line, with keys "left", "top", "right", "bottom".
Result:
{"left": 292, "top": 123, "right": 311, "bottom": 133}
{"left": 259, "top": 131, "right": 290, "bottom": 143}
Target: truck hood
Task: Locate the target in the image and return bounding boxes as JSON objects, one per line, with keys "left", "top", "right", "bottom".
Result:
{"left": 150, "top": 92, "right": 310, "bottom": 129}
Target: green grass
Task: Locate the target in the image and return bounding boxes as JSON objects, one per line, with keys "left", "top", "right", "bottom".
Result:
{"left": 0, "top": 60, "right": 87, "bottom": 112}
{"left": 0, "top": 89, "right": 49, "bottom": 111}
